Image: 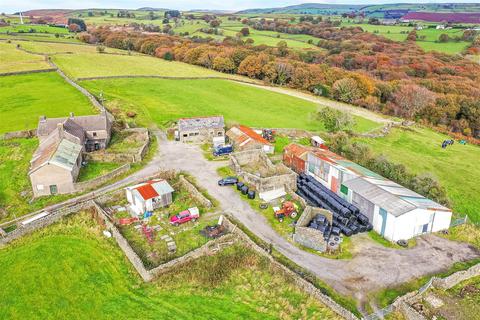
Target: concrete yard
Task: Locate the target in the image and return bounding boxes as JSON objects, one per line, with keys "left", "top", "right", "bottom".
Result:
{"left": 154, "top": 132, "right": 480, "bottom": 300}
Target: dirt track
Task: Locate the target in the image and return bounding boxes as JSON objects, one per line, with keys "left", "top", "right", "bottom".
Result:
{"left": 154, "top": 134, "right": 479, "bottom": 300}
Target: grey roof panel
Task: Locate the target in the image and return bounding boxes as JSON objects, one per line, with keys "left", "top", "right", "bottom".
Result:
{"left": 178, "top": 116, "right": 224, "bottom": 131}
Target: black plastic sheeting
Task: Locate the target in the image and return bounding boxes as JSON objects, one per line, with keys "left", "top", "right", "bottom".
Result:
{"left": 298, "top": 173, "right": 373, "bottom": 238}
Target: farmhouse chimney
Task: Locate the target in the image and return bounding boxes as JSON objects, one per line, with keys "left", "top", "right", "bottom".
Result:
{"left": 69, "top": 112, "right": 74, "bottom": 119}
{"left": 39, "top": 115, "right": 46, "bottom": 122}
{"left": 57, "top": 123, "right": 64, "bottom": 139}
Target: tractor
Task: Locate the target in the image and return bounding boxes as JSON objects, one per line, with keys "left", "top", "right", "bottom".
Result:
{"left": 273, "top": 201, "right": 298, "bottom": 222}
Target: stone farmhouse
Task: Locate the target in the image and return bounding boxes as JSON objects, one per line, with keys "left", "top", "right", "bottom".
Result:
{"left": 29, "top": 111, "right": 112, "bottom": 197}
{"left": 176, "top": 116, "right": 225, "bottom": 143}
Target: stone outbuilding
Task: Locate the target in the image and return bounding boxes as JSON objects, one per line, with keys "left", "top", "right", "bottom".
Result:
{"left": 226, "top": 125, "right": 274, "bottom": 154}
{"left": 176, "top": 116, "right": 225, "bottom": 144}
{"left": 293, "top": 207, "right": 333, "bottom": 252}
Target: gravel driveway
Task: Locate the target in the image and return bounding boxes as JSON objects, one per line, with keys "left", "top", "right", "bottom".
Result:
{"left": 155, "top": 134, "right": 479, "bottom": 300}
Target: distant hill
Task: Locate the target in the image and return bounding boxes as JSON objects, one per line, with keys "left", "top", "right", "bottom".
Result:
{"left": 238, "top": 2, "right": 480, "bottom": 17}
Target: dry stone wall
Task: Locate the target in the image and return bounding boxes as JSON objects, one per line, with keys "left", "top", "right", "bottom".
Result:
{"left": 0, "top": 129, "right": 36, "bottom": 140}
{"left": 74, "top": 164, "right": 131, "bottom": 193}
{"left": 230, "top": 149, "right": 297, "bottom": 193}
{"left": 178, "top": 175, "right": 213, "bottom": 208}
{"left": 432, "top": 263, "right": 480, "bottom": 290}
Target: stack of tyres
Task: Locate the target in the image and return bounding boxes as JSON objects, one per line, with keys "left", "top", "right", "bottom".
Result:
{"left": 296, "top": 174, "right": 372, "bottom": 237}
{"left": 307, "top": 214, "right": 331, "bottom": 240}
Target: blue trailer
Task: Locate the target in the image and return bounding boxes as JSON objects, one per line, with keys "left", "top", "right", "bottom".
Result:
{"left": 213, "top": 144, "right": 233, "bottom": 156}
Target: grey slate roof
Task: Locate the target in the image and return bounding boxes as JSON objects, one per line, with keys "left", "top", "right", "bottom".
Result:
{"left": 343, "top": 177, "right": 449, "bottom": 217}
{"left": 178, "top": 116, "right": 224, "bottom": 132}
{"left": 63, "top": 118, "right": 85, "bottom": 144}
{"left": 37, "top": 113, "right": 110, "bottom": 137}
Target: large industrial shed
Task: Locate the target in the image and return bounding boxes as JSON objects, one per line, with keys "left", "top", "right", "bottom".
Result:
{"left": 294, "top": 145, "right": 452, "bottom": 241}
{"left": 342, "top": 177, "right": 452, "bottom": 241}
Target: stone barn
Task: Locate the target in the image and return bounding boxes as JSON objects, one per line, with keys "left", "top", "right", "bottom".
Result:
{"left": 177, "top": 116, "right": 225, "bottom": 144}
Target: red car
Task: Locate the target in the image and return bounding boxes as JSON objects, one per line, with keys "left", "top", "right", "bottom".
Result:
{"left": 170, "top": 207, "right": 200, "bottom": 226}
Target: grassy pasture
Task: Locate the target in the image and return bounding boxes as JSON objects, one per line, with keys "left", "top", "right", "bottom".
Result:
{"left": 0, "top": 72, "right": 95, "bottom": 133}
{"left": 0, "top": 41, "right": 51, "bottom": 73}
{"left": 0, "top": 24, "right": 70, "bottom": 34}
{"left": 0, "top": 33, "right": 80, "bottom": 43}
{"left": 51, "top": 53, "right": 253, "bottom": 80}
{"left": 342, "top": 22, "right": 412, "bottom": 41}
{"left": 356, "top": 127, "right": 480, "bottom": 223}
{"left": 82, "top": 78, "right": 380, "bottom": 133}
{"left": 14, "top": 41, "right": 131, "bottom": 55}
{"left": 0, "top": 212, "right": 341, "bottom": 319}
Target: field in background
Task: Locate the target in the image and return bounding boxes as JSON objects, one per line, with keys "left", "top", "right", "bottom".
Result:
{"left": 0, "top": 41, "right": 51, "bottom": 73}
{"left": 0, "top": 72, "right": 95, "bottom": 133}
{"left": 357, "top": 127, "right": 480, "bottom": 223}
{"left": 82, "top": 77, "right": 380, "bottom": 133}
{"left": 0, "top": 212, "right": 341, "bottom": 319}
{"left": 52, "top": 53, "right": 254, "bottom": 80}
{"left": 13, "top": 41, "right": 131, "bottom": 55}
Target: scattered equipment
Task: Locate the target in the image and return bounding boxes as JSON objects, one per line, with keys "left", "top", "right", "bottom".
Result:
{"left": 273, "top": 201, "right": 298, "bottom": 222}
{"left": 262, "top": 129, "right": 276, "bottom": 142}
{"left": 200, "top": 224, "right": 227, "bottom": 239}
{"left": 296, "top": 174, "right": 372, "bottom": 237}
{"left": 119, "top": 217, "right": 139, "bottom": 226}
{"left": 142, "top": 224, "right": 154, "bottom": 243}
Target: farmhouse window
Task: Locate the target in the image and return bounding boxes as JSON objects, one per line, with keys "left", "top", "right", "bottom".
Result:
{"left": 93, "top": 132, "right": 97, "bottom": 137}
{"left": 340, "top": 184, "right": 348, "bottom": 195}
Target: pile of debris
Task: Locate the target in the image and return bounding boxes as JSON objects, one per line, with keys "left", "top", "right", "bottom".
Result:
{"left": 297, "top": 174, "right": 372, "bottom": 237}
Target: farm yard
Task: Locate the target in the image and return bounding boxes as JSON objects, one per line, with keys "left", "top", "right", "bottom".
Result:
{"left": 0, "top": 72, "right": 95, "bottom": 133}
{"left": 1, "top": 5, "right": 480, "bottom": 319}
{"left": 0, "top": 212, "right": 340, "bottom": 320}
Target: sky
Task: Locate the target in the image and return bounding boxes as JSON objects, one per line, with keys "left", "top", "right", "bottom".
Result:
{"left": 2, "top": 0, "right": 479, "bottom": 13}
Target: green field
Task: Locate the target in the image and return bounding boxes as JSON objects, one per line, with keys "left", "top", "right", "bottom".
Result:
{"left": 14, "top": 41, "right": 131, "bottom": 55}
{"left": 0, "top": 41, "right": 51, "bottom": 73}
{"left": 0, "top": 33, "right": 80, "bottom": 43}
{"left": 77, "top": 162, "right": 121, "bottom": 182}
{"left": 357, "top": 127, "right": 480, "bottom": 223}
{"left": 82, "top": 78, "right": 380, "bottom": 132}
{"left": 0, "top": 212, "right": 341, "bottom": 319}
{"left": 51, "top": 53, "right": 252, "bottom": 80}
{"left": 342, "top": 22, "right": 412, "bottom": 42}
{"left": 0, "top": 24, "right": 70, "bottom": 34}
{"left": 0, "top": 72, "right": 95, "bottom": 133}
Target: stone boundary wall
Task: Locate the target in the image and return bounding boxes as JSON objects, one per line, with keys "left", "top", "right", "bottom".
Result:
{"left": 74, "top": 164, "right": 131, "bottom": 193}
{"left": 92, "top": 201, "right": 153, "bottom": 281}
{"left": 222, "top": 217, "right": 359, "bottom": 320}
{"left": 0, "top": 200, "right": 95, "bottom": 246}
{"left": 178, "top": 175, "right": 213, "bottom": 208}
{"left": 294, "top": 207, "right": 332, "bottom": 252}
{"left": 0, "top": 129, "right": 36, "bottom": 140}
{"left": 230, "top": 149, "right": 297, "bottom": 193}
{"left": 0, "top": 68, "right": 56, "bottom": 77}
{"left": 432, "top": 263, "right": 480, "bottom": 290}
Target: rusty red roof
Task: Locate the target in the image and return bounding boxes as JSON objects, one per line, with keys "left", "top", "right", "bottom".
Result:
{"left": 238, "top": 125, "right": 272, "bottom": 145}
{"left": 136, "top": 184, "right": 159, "bottom": 200}
{"left": 284, "top": 143, "right": 310, "bottom": 158}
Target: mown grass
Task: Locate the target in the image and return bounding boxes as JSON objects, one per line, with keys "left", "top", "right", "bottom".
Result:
{"left": 0, "top": 72, "right": 95, "bottom": 133}
{"left": 0, "top": 41, "right": 50, "bottom": 73}
{"left": 0, "top": 211, "right": 342, "bottom": 319}
{"left": 367, "top": 231, "right": 416, "bottom": 249}
{"left": 52, "top": 53, "right": 253, "bottom": 80}
{"left": 356, "top": 127, "right": 480, "bottom": 223}
{"left": 82, "top": 78, "right": 380, "bottom": 133}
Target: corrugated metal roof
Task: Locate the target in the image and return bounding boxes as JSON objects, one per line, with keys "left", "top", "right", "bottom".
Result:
{"left": 130, "top": 179, "right": 174, "bottom": 201}
{"left": 284, "top": 143, "right": 310, "bottom": 159}
{"left": 344, "top": 177, "right": 416, "bottom": 216}
{"left": 344, "top": 177, "right": 450, "bottom": 216}
{"left": 227, "top": 125, "right": 272, "bottom": 146}
{"left": 178, "top": 116, "right": 224, "bottom": 131}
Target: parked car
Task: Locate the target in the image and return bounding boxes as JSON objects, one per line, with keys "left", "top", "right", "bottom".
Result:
{"left": 213, "top": 144, "right": 233, "bottom": 157}
{"left": 170, "top": 207, "right": 200, "bottom": 226}
{"left": 218, "top": 177, "right": 238, "bottom": 186}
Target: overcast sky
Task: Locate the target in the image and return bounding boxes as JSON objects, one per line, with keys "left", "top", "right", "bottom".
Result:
{"left": 2, "top": 0, "right": 479, "bottom": 14}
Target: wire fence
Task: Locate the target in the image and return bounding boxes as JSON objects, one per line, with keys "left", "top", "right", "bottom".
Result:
{"left": 450, "top": 215, "right": 468, "bottom": 228}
